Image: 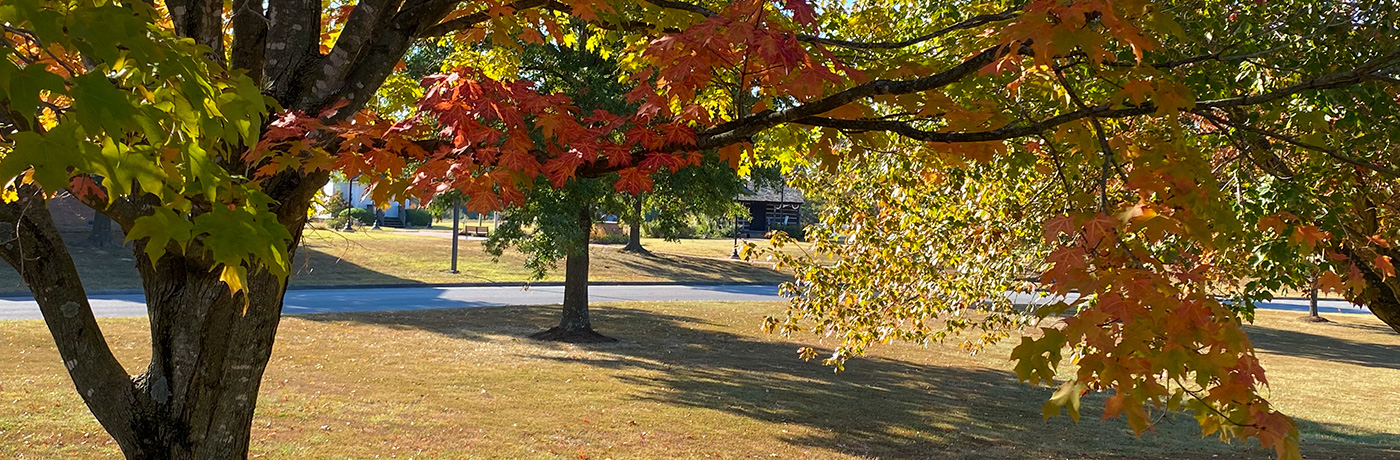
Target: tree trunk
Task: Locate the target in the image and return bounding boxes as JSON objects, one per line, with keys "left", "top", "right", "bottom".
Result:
{"left": 621, "top": 194, "right": 650, "bottom": 255}
{"left": 85, "top": 211, "right": 117, "bottom": 248}
{"left": 529, "top": 206, "right": 616, "bottom": 343}
{"left": 1300, "top": 271, "right": 1330, "bottom": 323}
{"left": 120, "top": 252, "right": 291, "bottom": 458}
{"left": 1341, "top": 245, "right": 1400, "bottom": 333}
{"left": 1, "top": 172, "right": 324, "bottom": 459}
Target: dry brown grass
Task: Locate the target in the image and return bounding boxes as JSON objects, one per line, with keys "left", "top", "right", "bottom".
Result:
{"left": 2, "top": 304, "right": 1397, "bottom": 459}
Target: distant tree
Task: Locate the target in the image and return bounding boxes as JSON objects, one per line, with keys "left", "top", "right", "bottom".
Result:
{"left": 484, "top": 30, "right": 744, "bottom": 342}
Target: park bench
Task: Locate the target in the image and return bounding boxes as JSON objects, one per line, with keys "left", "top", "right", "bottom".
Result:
{"left": 459, "top": 225, "right": 490, "bottom": 237}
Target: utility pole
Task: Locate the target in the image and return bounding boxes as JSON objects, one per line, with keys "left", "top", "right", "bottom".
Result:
{"left": 450, "top": 197, "right": 461, "bottom": 274}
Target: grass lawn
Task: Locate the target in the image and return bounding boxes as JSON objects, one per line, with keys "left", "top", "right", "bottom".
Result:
{"left": 2, "top": 303, "right": 1397, "bottom": 459}
{"left": 0, "top": 228, "right": 790, "bottom": 294}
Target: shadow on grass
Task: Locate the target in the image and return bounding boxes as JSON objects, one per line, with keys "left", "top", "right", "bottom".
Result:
{"left": 1245, "top": 324, "right": 1400, "bottom": 371}
{"left": 593, "top": 250, "right": 789, "bottom": 284}
{"left": 305, "top": 304, "right": 1400, "bottom": 460}
{"left": 288, "top": 244, "right": 433, "bottom": 287}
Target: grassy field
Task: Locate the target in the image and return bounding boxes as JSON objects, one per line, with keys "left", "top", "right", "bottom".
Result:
{"left": 2, "top": 303, "right": 1397, "bottom": 459}
{"left": 0, "top": 228, "right": 791, "bottom": 293}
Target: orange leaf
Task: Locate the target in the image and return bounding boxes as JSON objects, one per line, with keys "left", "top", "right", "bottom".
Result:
{"left": 1316, "top": 271, "right": 1345, "bottom": 294}
{"left": 1289, "top": 226, "right": 1330, "bottom": 253}
{"left": 1042, "top": 215, "right": 1076, "bottom": 244}
{"left": 1375, "top": 255, "right": 1395, "bottom": 279}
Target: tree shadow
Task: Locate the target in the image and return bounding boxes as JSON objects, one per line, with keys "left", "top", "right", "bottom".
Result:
{"left": 592, "top": 250, "right": 789, "bottom": 284}
{"left": 1245, "top": 324, "right": 1400, "bottom": 370}
{"left": 304, "top": 305, "right": 1400, "bottom": 460}
{"left": 288, "top": 244, "right": 434, "bottom": 287}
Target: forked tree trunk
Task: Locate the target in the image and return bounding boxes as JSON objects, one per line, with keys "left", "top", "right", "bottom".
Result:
{"left": 529, "top": 206, "right": 616, "bottom": 343}
{"left": 121, "top": 252, "right": 291, "bottom": 458}
{"left": 0, "top": 176, "right": 322, "bottom": 459}
{"left": 621, "top": 194, "right": 650, "bottom": 255}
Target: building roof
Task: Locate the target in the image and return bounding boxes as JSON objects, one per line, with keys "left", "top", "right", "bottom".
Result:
{"left": 739, "top": 182, "right": 804, "bottom": 204}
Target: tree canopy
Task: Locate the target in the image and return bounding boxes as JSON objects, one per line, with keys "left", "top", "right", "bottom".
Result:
{"left": 2, "top": 0, "right": 1398, "bottom": 458}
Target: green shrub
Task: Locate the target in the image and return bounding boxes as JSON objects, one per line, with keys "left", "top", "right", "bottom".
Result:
{"left": 404, "top": 208, "right": 434, "bottom": 227}
{"left": 325, "top": 195, "right": 350, "bottom": 216}
{"left": 325, "top": 215, "right": 350, "bottom": 230}
{"left": 339, "top": 208, "right": 375, "bottom": 225}
{"left": 768, "top": 223, "right": 805, "bottom": 241}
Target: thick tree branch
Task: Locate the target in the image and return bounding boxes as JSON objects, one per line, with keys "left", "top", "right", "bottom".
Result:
{"left": 230, "top": 0, "right": 269, "bottom": 84}
{"left": 694, "top": 44, "right": 1012, "bottom": 150}
{"left": 306, "top": 0, "right": 405, "bottom": 107}
{"left": 0, "top": 186, "right": 144, "bottom": 455}
{"left": 165, "top": 0, "right": 226, "bottom": 63}
{"left": 416, "top": 0, "right": 554, "bottom": 37}
{"left": 263, "top": 0, "right": 323, "bottom": 107}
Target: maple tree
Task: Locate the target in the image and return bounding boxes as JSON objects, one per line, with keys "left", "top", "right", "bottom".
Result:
{"left": 475, "top": 32, "right": 746, "bottom": 341}
{"left": 1, "top": 0, "right": 1397, "bottom": 459}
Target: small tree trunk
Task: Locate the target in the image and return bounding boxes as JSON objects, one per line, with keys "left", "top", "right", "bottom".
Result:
{"left": 1309, "top": 285, "right": 1320, "bottom": 317}
{"left": 529, "top": 206, "right": 616, "bottom": 343}
{"left": 621, "top": 194, "right": 650, "bottom": 255}
{"left": 85, "top": 211, "right": 117, "bottom": 248}
{"left": 1301, "top": 272, "right": 1329, "bottom": 323}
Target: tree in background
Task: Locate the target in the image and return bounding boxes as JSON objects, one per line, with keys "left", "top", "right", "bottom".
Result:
{"left": 2, "top": 0, "right": 1398, "bottom": 458}
{"left": 483, "top": 29, "right": 745, "bottom": 342}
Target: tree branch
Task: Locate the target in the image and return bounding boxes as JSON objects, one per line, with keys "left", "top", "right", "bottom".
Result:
{"left": 1194, "top": 109, "right": 1400, "bottom": 178}
{"left": 416, "top": 0, "right": 554, "bottom": 38}
{"left": 0, "top": 185, "right": 143, "bottom": 453}
{"left": 795, "top": 6, "right": 1021, "bottom": 51}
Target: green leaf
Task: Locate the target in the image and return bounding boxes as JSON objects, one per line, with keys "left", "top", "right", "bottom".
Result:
{"left": 1010, "top": 328, "right": 1066, "bottom": 386}
{"left": 0, "top": 126, "right": 83, "bottom": 190}
{"left": 126, "top": 207, "right": 194, "bottom": 264}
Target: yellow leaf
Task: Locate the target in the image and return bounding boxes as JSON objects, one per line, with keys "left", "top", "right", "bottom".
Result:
{"left": 220, "top": 265, "right": 251, "bottom": 315}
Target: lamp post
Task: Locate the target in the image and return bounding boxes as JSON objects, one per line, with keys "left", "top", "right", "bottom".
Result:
{"left": 450, "top": 197, "right": 461, "bottom": 274}
{"left": 340, "top": 179, "right": 356, "bottom": 233}
{"left": 730, "top": 214, "right": 741, "bottom": 260}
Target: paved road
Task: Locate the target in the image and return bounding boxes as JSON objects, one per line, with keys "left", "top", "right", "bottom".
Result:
{"left": 0, "top": 284, "right": 784, "bottom": 320}
{"left": 0, "top": 284, "right": 1369, "bottom": 320}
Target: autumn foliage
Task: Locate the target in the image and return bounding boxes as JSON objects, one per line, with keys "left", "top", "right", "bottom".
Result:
{"left": 4, "top": 0, "right": 1400, "bottom": 458}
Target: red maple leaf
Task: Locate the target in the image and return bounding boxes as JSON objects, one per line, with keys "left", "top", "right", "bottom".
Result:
{"left": 614, "top": 167, "right": 654, "bottom": 194}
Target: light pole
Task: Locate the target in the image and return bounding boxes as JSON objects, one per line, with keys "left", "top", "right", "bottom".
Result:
{"left": 340, "top": 179, "right": 356, "bottom": 233}
{"left": 730, "top": 214, "right": 741, "bottom": 260}
{"left": 450, "top": 197, "right": 461, "bottom": 274}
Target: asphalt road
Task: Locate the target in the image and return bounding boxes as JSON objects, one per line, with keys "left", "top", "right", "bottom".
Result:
{"left": 0, "top": 284, "right": 785, "bottom": 320}
{"left": 0, "top": 284, "right": 1370, "bottom": 320}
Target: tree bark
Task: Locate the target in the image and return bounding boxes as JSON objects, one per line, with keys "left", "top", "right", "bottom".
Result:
{"left": 529, "top": 206, "right": 616, "bottom": 343}
{"left": 1, "top": 169, "right": 325, "bottom": 459}
{"left": 1340, "top": 245, "right": 1400, "bottom": 333}
{"left": 621, "top": 194, "right": 650, "bottom": 255}
{"left": 0, "top": 186, "right": 144, "bottom": 455}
